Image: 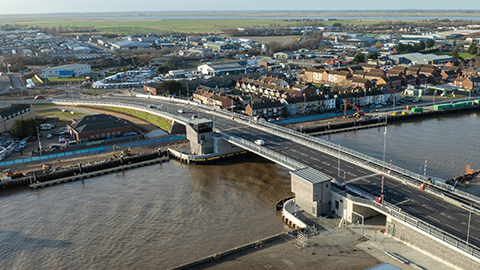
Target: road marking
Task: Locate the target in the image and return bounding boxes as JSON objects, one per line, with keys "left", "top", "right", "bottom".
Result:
{"left": 362, "top": 186, "right": 372, "bottom": 191}
{"left": 345, "top": 164, "right": 355, "bottom": 170}
{"left": 422, "top": 204, "right": 438, "bottom": 213}
{"left": 417, "top": 195, "right": 431, "bottom": 201}
{"left": 428, "top": 216, "right": 440, "bottom": 223}
{"left": 440, "top": 212, "right": 458, "bottom": 221}
{"left": 435, "top": 202, "right": 449, "bottom": 209}
{"left": 445, "top": 223, "right": 462, "bottom": 233}
{"left": 408, "top": 207, "right": 422, "bottom": 214}
{"left": 346, "top": 174, "right": 378, "bottom": 184}
{"left": 401, "top": 188, "right": 411, "bottom": 193}
{"left": 394, "top": 199, "right": 410, "bottom": 206}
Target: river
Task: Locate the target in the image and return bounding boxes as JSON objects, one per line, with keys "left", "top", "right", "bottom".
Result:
{"left": 0, "top": 112, "right": 478, "bottom": 269}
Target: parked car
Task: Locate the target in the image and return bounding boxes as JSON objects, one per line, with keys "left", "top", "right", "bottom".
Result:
{"left": 50, "top": 145, "right": 62, "bottom": 151}
{"left": 191, "top": 115, "right": 198, "bottom": 120}
{"left": 33, "top": 147, "right": 45, "bottom": 154}
{"left": 46, "top": 134, "right": 53, "bottom": 139}
{"left": 28, "top": 136, "right": 37, "bottom": 142}
{"left": 58, "top": 137, "right": 67, "bottom": 143}
{"left": 177, "top": 109, "right": 185, "bottom": 114}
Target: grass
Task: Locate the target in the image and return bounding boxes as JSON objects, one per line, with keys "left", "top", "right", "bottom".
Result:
{"left": 33, "top": 104, "right": 56, "bottom": 108}
{"left": 36, "top": 109, "right": 89, "bottom": 122}
{"left": 0, "top": 18, "right": 383, "bottom": 35}
{"left": 423, "top": 49, "right": 474, "bottom": 59}
{"left": 94, "top": 106, "right": 173, "bottom": 132}
{"left": 47, "top": 78, "right": 86, "bottom": 82}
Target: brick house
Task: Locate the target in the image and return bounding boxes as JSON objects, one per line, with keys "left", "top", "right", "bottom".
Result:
{"left": 348, "top": 77, "right": 372, "bottom": 89}
{"left": 441, "top": 70, "right": 457, "bottom": 81}
{"left": 67, "top": 114, "right": 132, "bottom": 142}
{"left": 453, "top": 76, "right": 480, "bottom": 91}
{"left": 245, "top": 101, "right": 284, "bottom": 118}
{"left": 143, "top": 82, "right": 162, "bottom": 95}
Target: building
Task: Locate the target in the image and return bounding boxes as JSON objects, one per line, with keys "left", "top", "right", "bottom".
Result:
{"left": 203, "top": 42, "right": 233, "bottom": 50}
{"left": 186, "top": 119, "right": 214, "bottom": 155}
{"left": 273, "top": 51, "right": 295, "bottom": 59}
{"left": 390, "top": 53, "right": 454, "bottom": 65}
{"left": 111, "top": 41, "right": 151, "bottom": 50}
{"left": 67, "top": 114, "right": 132, "bottom": 142}
{"left": 143, "top": 82, "right": 162, "bottom": 96}
{"left": 0, "top": 104, "right": 35, "bottom": 133}
{"left": 245, "top": 101, "right": 284, "bottom": 118}
{"left": 290, "top": 167, "right": 332, "bottom": 217}
{"left": 197, "top": 63, "right": 246, "bottom": 76}
{"left": 41, "top": 64, "right": 91, "bottom": 78}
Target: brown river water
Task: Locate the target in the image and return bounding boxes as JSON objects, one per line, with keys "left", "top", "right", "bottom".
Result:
{"left": 0, "top": 112, "right": 478, "bottom": 269}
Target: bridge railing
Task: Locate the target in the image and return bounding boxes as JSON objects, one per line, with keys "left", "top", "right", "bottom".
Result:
{"left": 332, "top": 187, "right": 480, "bottom": 261}
{"left": 34, "top": 99, "right": 480, "bottom": 204}
{"left": 207, "top": 107, "right": 480, "bottom": 205}
{"left": 218, "top": 133, "right": 306, "bottom": 171}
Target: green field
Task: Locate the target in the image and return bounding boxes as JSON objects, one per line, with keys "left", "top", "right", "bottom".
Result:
{"left": 424, "top": 49, "right": 474, "bottom": 59}
{"left": 94, "top": 106, "right": 173, "bottom": 132}
{"left": 0, "top": 18, "right": 381, "bottom": 35}
{"left": 47, "top": 78, "right": 86, "bottom": 82}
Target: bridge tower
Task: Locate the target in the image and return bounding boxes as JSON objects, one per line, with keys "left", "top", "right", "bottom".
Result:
{"left": 186, "top": 119, "right": 214, "bottom": 155}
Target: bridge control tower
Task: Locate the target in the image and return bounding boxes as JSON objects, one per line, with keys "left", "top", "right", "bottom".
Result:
{"left": 186, "top": 119, "right": 214, "bottom": 155}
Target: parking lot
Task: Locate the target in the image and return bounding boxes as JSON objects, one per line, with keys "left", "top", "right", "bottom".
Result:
{"left": 0, "top": 124, "right": 71, "bottom": 162}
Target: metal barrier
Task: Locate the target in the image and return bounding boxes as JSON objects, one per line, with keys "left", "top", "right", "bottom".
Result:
{"left": 332, "top": 186, "right": 480, "bottom": 262}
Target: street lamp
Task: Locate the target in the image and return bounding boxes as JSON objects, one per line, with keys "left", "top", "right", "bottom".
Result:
{"left": 380, "top": 124, "right": 387, "bottom": 203}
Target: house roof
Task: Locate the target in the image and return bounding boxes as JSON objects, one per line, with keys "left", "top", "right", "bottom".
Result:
{"left": 69, "top": 114, "right": 129, "bottom": 133}
{"left": 249, "top": 101, "right": 283, "bottom": 110}
{"left": 0, "top": 104, "right": 30, "bottom": 119}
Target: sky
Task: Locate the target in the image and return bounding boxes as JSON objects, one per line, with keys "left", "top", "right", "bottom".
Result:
{"left": 0, "top": 0, "right": 478, "bottom": 15}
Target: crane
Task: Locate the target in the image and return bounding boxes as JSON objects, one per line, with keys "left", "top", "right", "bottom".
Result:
{"left": 344, "top": 100, "right": 365, "bottom": 118}
{"left": 42, "top": 158, "right": 62, "bottom": 172}
{"left": 113, "top": 145, "right": 131, "bottom": 157}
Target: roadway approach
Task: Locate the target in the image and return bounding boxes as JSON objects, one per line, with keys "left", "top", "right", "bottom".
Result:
{"left": 32, "top": 96, "right": 480, "bottom": 252}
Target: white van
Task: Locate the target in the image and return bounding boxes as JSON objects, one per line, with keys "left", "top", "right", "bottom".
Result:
{"left": 255, "top": 139, "right": 265, "bottom": 146}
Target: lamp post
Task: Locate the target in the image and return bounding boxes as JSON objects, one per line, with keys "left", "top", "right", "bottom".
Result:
{"left": 467, "top": 203, "right": 473, "bottom": 246}
{"left": 381, "top": 123, "right": 387, "bottom": 203}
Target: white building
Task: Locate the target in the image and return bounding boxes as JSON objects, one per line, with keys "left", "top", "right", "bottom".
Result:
{"left": 197, "top": 63, "right": 246, "bottom": 76}
{"left": 41, "top": 64, "right": 91, "bottom": 78}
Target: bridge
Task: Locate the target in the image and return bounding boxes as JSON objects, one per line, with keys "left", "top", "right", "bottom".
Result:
{"left": 24, "top": 96, "right": 480, "bottom": 268}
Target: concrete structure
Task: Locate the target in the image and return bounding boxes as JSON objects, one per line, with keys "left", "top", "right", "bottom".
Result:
{"left": 290, "top": 167, "right": 332, "bottom": 217}
{"left": 186, "top": 119, "right": 214, "bottom": 155}
{"left": 41, "top": 64, "right": 91, "bottom": 78}
{"left": 0, "top": 104, "right": 35, "bottom": 133}
{"left": 67, "top": 114, "right": 132, "bottom": 142}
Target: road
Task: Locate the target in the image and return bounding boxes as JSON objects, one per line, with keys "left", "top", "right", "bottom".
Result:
{"left": 126, "top": 96, "right": 480, "bottom": 248}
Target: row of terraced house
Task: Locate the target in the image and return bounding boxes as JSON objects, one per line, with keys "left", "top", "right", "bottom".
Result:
{"left": 296, "top": 61, "right": 480, "bottom": 91}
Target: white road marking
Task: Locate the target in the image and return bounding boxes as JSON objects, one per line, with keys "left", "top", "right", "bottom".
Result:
{"left": 440, "top": 212, "right": 458, "bottom": 221}
{"left": 445, "top": 223, "right": 462, "bottom": 233}
{"left": 362, "top": 186, "right": 372, "bottom": 191}
{"left": 346, "top": 174, "right": 378, "bottom": 184}
{"left": 394, "top": 199, "right": 410, "bottom": 206}
{"left": 408, "top": 207, "right": 422, "bottom": 214}
{"left": 417, "top": 195, "right": 431, "bottom": 201}
{"left": 435, "top": 202, "right": 449, "bottom": 209}
{"left": 429, "top": 216, "right": 440, "bottom": 223}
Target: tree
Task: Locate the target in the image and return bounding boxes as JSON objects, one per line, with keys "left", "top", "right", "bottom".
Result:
{"left": 413, "top": 41, "right": 425, "bottom": 51}
{"left": 374, "top": 42, "right": 383, "bottom": 49}
{"left": 367, "top": 52, "right": 378, "bottom": 60}
{"left": 451, "top": 49, "right": 463, "bottom": 60}
{"left": 152, "top": 41, "right": 157, "bottom": 49}
{"left": 156, "top": 80, "right": 185, "bottom": 96}
{"left": 426, "top": 39, "right": 435, "bottom": 49}
{"left": 352, "top": 53, "right": 365, "bottom": 65}
{"left": 468, "top": 43, "right": 477, "bottom": 55}
{"left": 332, "top": 23, "right": 342, "bottom": 28}
{"left": 10, "top": 119, "right": 37, "bottom": 139}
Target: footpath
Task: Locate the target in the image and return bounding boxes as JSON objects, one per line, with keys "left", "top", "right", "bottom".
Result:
{"left": 171, "top": 212, "right": 453, "bottom": 270}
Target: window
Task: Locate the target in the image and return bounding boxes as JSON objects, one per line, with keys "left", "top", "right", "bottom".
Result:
{"left": 335, "top": 201, "right": 339, "bottom": 210}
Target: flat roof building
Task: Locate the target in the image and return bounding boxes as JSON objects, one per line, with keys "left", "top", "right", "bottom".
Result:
{"left": 390, "top": 53, "right": 454, "bottom": 65}
{"left": 41, "top": 64, "right": 91, "bottom": 78}
{"left": 197, "top": 63, "right": 246, "bottom": 77}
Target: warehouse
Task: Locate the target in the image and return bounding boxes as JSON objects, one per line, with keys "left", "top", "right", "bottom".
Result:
{"left": 197, "top": 62, "right": 246, "bottom": 77}
{"left": 41, "top": 64, "right": 91, "bottom": 78}
{"left": 390, "top": 53, "right": 453, "bottom": 65}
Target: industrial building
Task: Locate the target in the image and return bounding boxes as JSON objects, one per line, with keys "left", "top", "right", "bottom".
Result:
{"left": 197, "top": 62, "right": 246, "bottom": 76}
{"left": 41, "top": 64, "right": 91, "bottom": 78}
{"left": 390, "top": 53, "right": 454, "bottom": 65}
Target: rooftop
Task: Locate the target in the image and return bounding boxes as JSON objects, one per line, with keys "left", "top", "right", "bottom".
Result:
{"left": 290, "top": 167, "right": 332, "bottom": 184}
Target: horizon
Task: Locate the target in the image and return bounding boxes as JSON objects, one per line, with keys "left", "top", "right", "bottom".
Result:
{"left": 1, "top": 0, "right": 480, "bottom": 16}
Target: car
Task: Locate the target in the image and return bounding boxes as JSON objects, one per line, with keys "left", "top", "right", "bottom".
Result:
{"left": 255, "top": 139, "right": 265, "bottom": 146}
{"left": 60, "top": 127, "right": 68, "bottom": 132}
{"left": 58, "top": 137, "right": 67, "bottom": 143}
{"left": 375, "top": 105, "right": 383, "bottom": 108}
{"left": 46, "top": 134, "right": 53, "bottom": 139}
{"left": 46, "top": 97, "right": 53, "bottom": 101}
{"left": 50, "top": 145, "right": 62, "bottom": 151}
{"left": 191, "top": 115, "right": 198, "bottom": 120}
{"left": 177, "top": 109, "right": 185, "bottom": 114}
{"left": 147, "top": 105, "right": 154, "bottom": 108}
{"left": 28, "top": 136, "right": 37, "bottom": 142}
{"left": 43, "top": 86, "right": 51, "bottom": 89}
